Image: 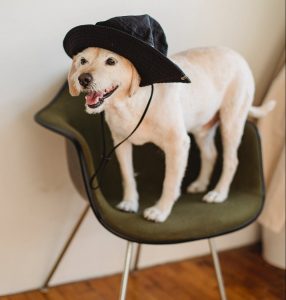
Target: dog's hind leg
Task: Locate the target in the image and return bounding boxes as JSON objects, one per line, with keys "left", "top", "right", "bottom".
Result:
{"left": 187, "top": 125, "right": 218, "bottom": 193}
{"left": 202, "top": 122, "right": 242, "bottom": 203}
{"left": 203, "top": 83, "right": 253, "bottom": 203}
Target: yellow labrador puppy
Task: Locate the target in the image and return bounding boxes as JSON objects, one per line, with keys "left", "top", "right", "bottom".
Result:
{"left": 68, "top": 46, "right": 275, "bottom": 222}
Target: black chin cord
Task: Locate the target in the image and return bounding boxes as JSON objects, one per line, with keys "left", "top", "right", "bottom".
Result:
{"left": 89, "top": 84, "right": 154, "bottom": 190}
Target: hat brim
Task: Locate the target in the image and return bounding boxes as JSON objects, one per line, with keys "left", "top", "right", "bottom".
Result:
{"left": 63, "top": 25, "right": 190, "bottom": 86}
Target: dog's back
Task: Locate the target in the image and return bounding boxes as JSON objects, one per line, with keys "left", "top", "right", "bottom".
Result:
{"left": 172, "top": 47, "right": 254, "bottom": 96}
{"left": 168, "top": 47, "right": 255, "bottom": 131}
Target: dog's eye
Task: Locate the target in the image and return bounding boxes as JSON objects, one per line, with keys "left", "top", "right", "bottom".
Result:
{"left": 106, "top": 57, "right": 117, "bottom": 66}
{"left": 80, "top": 58, "right": 88, "bottom": 65}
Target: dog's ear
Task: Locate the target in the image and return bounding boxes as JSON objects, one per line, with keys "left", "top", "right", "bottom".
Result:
{"left": 68, "top": 57, "right": 80, "bottom": 96}
{"left": 129, "top": 64, "right": 141, "bottom": 97}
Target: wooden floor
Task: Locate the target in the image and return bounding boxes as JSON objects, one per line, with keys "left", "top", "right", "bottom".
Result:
{"left": 2, "top": 244, "right": 285, "bottom": 300}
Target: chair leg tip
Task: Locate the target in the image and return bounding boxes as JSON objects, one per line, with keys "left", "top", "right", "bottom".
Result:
{"left": 40, "top": 287, "right": 49, "bottom": 293}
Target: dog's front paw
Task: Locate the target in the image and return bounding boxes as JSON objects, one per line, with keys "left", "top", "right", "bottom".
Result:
{"left": 202, "top": 190, "right": 228, "bottom": 203}
{"left": 117, "top": 200, "right": 139, "bottom": 213}
{"left": 187, "top": 180, "right": 208, "bottom": 193}
{"left": 143, "top": 206, "right": 170, "bottom": 222}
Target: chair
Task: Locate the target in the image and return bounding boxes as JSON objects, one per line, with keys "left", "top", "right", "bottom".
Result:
{"left": 35, "top": 82, "right": 265, "bottom": 300}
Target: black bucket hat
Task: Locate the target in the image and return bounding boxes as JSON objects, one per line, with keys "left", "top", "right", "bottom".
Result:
{"left": 63, "top": 14, "right": 191, "bottom": 87}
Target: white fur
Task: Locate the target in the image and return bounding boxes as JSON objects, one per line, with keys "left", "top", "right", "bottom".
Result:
{"left": 68, "top": 47, "right": 275, "bottom": 222}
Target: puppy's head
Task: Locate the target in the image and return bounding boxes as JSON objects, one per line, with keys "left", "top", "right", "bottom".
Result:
{"left": 68, "top": 47, "right": 141, "bottom": 114}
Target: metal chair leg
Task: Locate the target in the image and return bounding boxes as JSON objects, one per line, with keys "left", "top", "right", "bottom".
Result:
{"left": 41, "top": 204, "right": 90, "bottom": 292}
{"left": 119, "top": 242, "right": 134, "bottom": 300}
{"left": 208, "top": 238, "right": 227, "bottom": 300}
{"left": 132, "top": 244, "right": 141, "bottom": 272}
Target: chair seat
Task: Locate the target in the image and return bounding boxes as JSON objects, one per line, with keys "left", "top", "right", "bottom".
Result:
{"left": 35, "top": 83, "right": 264, "bottom": 244}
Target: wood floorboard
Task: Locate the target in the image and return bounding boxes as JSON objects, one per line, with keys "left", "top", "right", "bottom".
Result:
{"left": 25, "top": 291, "right": 47, "bottom": 300}
{"left": 2, "top": 244, "right": 285, "bottom": 300}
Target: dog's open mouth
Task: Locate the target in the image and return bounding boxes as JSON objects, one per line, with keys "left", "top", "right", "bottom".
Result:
{"left": 85, "top": 85, "right": 118, "bottom": 109}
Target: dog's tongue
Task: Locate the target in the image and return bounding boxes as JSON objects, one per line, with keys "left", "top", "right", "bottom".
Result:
{"left": 85, "top": 91, "right": 103, "bottom": 105}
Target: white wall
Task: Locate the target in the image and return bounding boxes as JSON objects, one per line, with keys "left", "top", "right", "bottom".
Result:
{"left": 0, "top": 0, "right": 284, "bottom": 295}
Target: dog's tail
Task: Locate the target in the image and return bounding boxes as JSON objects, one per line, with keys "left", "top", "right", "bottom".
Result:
{"left": 248, "top": 100, "right": 276, "bottom": 118}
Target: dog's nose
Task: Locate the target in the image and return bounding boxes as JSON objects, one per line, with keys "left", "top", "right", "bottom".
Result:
{"left": 78, "top": 73, "right": 93, "bottom": 88}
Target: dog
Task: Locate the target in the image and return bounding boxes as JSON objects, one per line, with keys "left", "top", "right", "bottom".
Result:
{"left": 68, "top": 46, "right": 275, "bottom": 222}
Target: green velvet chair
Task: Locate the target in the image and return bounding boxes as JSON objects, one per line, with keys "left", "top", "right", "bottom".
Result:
{"left": 35, "top": 82, "right": 265, "bottom": 300}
